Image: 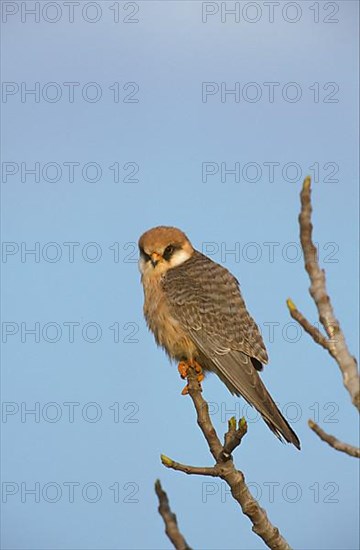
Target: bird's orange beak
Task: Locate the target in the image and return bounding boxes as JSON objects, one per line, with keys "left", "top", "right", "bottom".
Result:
{"left": 150, "top": 252, "right": 161, "bottom": 267}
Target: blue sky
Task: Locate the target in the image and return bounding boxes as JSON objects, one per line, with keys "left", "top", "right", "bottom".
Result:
{"left": 1, "top": 1, "right": 359, "bottom": 549}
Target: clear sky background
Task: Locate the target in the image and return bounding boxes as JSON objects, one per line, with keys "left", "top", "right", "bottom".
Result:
{"left": 1, "top": 1, "right": 359, "bottom": 549}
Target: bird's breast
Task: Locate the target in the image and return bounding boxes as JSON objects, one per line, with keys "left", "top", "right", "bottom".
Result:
{"left": 141, "top": 274, "right": 197, "bottom": 361}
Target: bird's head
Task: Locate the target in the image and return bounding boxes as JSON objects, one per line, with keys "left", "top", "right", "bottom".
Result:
{"left": 138, "top": 226, "right": 194, "bottom": 278}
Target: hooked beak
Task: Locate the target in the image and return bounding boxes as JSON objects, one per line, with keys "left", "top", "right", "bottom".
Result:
{"left": 150, "top": 252, "right": 161, "bottom": 267}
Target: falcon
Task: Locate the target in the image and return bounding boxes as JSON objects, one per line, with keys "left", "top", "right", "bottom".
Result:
{"left": 138, "top": 226, "right": 300, "bottom": 449}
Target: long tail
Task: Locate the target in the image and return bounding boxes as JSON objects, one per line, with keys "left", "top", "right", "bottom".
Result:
{"left": 209, "top": 350, "right": 301, "bottom": 449}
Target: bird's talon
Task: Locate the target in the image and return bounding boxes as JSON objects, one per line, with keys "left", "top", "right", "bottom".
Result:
{"left": 179, "top": 360, "right": 204, "bottom": 393}
{"left": 178, "top": 361, "right": 189, "bottom": 380}
{"left": 193, "top": 361, "right": 203, "bottom": 374}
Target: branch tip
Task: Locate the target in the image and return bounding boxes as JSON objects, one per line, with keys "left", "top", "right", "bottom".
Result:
{"left": 239, "top": 417, "right": 248, "bottom": 431}
{"left": 303, "top": 175, "right": 311, "bottom": 191}
{"left": 308, "top": 419, "right": 360, "bottom": 459}
{"left": 155, "top": 479, "right": 192, "bottom": 550}
{"left": 286, "top": 298, "right": 296, "bottom": 311}
{"left": 161, "top": 454, "right": 173, "bottom": 467}
{"left": 228, "top": 416, "right": 237, "bottom": 430}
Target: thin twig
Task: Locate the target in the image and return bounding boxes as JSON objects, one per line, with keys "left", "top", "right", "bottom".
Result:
{"left": 161, "top": 456, "right": 218, "bottom": 476}
{"left": 155, "top": 479, "right": 192, "bottom": 550}
{"left": 286, "top": 299, "right": 329, "bottom": 351}
{"left": 162, "top": 368, "right": 292, "bottom": 550}
{"left": 220, "top": 415, "right": 248, "bottom": 460}
{"left": 308, "top": 420, "right": 360, "bottom": 459}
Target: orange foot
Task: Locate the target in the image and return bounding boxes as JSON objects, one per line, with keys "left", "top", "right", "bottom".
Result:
{"left": 178, "top": 360, "right": 204, "bottom": 395}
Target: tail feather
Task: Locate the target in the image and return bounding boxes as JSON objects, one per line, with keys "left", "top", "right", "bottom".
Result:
{"left": 204, "top": 350, "right": 301, "bottom": 450}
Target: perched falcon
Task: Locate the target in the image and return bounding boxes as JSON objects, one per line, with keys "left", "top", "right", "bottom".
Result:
{"left": 138, "top": 226, "right": 300, "bottom": 449}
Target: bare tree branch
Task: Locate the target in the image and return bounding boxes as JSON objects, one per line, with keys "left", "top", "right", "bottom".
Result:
{"left": 308, "top": 420, "right": 360, "bottom": 459}
{"left": 286, "top": 298, "right": 330, "bottom": 351}
{"left": 287, "top": 177, "right": 360, "bottom": 458}
{"left": 161, "top": 456, "right": 218, "bottom": 477}
{"left": 220, "top": 415, "right": 248, "bottom": 460}
{"left": 155, "top": 479, "right": 192, "bottom": 550}
{"left": 162, "top": 368, "right": 292, "bottom": 550}
{"left": 296, "top": 177, "right": 359, "bottom": 410}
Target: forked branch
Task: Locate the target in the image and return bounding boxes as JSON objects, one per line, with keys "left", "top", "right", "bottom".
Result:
{"left": 287, "top": 177, "right": 359, "bottom": 457}
{"left": 160, "top": 368, "right": 292, "bottom": 550}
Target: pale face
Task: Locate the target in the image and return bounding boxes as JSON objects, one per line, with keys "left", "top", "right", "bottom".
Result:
{"left": 138, "top": 226, "right": 194, "bottom": 279}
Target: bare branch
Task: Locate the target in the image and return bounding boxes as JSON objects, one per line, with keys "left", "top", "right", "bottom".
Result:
{"left": 308, "top": 420, "right": 360, "bottom": 459}
{"left": 220, "top": 415, "right": 248, "bottom": 460}
{"left": 161, "top": 415, "right": 247, "bottom": 475}
{"left": 290, "top": 177, "right": 359, "bottom": 411}
{"left": 286, "top": 299, "right": 329, "bottom": 351}
{"left": 161, "top": 367, "right": 292, "bottom": 550}
{"left": 161, "top": 455, "right": 218, "bottom": 477}
{"left": 155, "top": 479, "right": 192, "bottom": 550}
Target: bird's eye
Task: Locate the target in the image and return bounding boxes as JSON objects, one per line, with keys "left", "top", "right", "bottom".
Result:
{"left": 139, "top": 248, "right": 151, "bottom": 262}
{"left": 163, "top": 245, "right": 175, "bottom": 260}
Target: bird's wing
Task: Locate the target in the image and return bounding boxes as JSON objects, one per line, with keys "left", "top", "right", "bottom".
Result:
{"left": 162, "top": 250, "right": 268, "bottom": 365}
{"left": 162, "top": 251, "right": 300, "bottom": 449}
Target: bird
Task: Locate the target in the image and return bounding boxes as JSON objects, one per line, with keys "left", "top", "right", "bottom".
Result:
{"left": 138, "top": 225, "right": 300, "bottom": 449}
